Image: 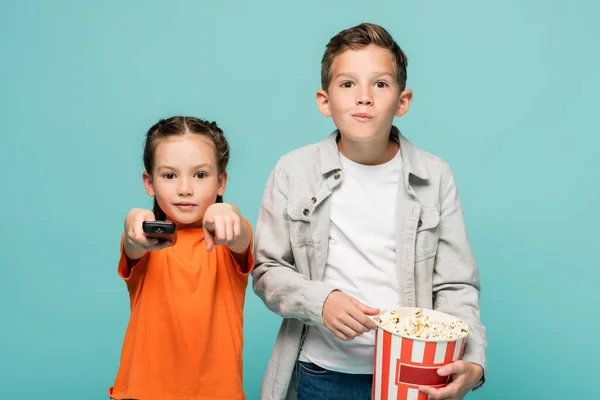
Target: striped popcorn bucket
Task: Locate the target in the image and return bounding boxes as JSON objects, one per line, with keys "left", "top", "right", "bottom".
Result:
{"left": 372, "top": 308, "right": 468, "bottom": 400}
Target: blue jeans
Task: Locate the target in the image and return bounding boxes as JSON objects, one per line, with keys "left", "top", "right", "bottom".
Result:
{"left": 297, "top": 361, "right": 373, "bottom": 400}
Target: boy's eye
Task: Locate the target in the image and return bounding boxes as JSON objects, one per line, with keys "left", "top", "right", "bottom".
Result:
{"left": 163, "top": 173, "right": 175, "bottom": 179}
{"left": 375, "top": 81, "right": 389, "bottom": 88}
{"left": 340, "top": 81, "right": 354, "bottom": 88}
{"left": 195, "top": 172, "right": 208, "bottom": 179}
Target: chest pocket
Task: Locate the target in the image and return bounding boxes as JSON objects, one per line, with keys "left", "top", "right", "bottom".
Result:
{"left": 415, "top": 207, "right": 440, "bottom": 262}
{"left": 286, "top": 201, "right": 313, "bottom": 247}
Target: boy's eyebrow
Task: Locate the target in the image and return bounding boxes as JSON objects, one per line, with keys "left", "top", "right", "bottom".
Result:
{"left": 370, "top": 72, "right": 395, "bottom": 79}
{"left": 334, "top": 72, "right": 395, "bottom": 80}
{"left": 334, "top": 72, "right": 357, "bottom": 80}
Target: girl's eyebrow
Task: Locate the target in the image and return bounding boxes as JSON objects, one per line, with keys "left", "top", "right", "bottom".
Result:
{"left": 191, "top": 164, "right": 213, "bottom": 170}
{"left": 157, "top": 164, "right": 213, "bottom": 171}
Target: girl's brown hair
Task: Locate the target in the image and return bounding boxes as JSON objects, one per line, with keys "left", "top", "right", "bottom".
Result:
{"left": 143, "top": 116, "right": 230, "bottom": 221}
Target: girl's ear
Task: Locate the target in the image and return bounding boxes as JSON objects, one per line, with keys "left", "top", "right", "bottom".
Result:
{"left": 217, "top": 171, "right": 227, "bottom": 196}
{"left": 142, "top": 171, "right": 155, "bottom": 197}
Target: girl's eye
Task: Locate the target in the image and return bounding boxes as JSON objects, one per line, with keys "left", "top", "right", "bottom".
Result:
{"left": 340, "top": 81, "right": 354, "bottom": 88}
{"left": 195, "top": 172, "right": 207, "bottom": 179}
{"left": 163, "top": 173, "right": 175, "bottom": 179}
{"left": 375, "top": 81, "right": 389, "bottom": 88}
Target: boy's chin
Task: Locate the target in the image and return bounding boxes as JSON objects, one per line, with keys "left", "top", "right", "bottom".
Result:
{"left": 339, "top": 128, "right": 388, "bottom": 142}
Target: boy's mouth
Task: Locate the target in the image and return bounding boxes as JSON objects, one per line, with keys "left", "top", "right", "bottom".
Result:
{"left": 352, "top": 113, "right": 373, "bottom": 122}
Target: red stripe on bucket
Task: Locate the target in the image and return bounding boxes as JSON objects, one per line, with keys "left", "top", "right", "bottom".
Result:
{"left": 380, "top": 330, "right": 392, "bottom": 400}
{"left": 444, "top": 340, "right": 457, "bottom": 364}
{"left": 396, "top": 384, "right": 408, "bottom": 399}
{"left": 372, "top": 328, "right": 379, "bottom": 400}
{"left": 400, "top": 336, "right": 414, "bottom": 363}
{"left": 423, "top": 342, "right": 437, "bottom": 365}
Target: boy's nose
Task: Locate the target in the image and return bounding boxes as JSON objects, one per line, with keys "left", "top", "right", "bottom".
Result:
{"left": 356, "top": 89, "right": 373, "bottom": 105}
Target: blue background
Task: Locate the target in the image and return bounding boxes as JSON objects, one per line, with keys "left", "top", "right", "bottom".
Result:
{"left": 1, "top": 1, "right": 598, "bottom": 399}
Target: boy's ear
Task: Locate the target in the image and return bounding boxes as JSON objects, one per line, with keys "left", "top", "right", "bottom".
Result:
{"left": 217, "top": 171, "right": 227, "bottom": 196}
{"left": 142, "top": 171, "right": 155, "bottom": 197}
{"left": 316, "top": 89, "right": 332, "bottom": 117}
{"left": 395, "top": 89, "right": 413, "bottom": 117}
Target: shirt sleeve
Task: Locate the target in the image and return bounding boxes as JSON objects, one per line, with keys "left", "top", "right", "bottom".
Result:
{"left": 432, "top": 162, "right": 487, "bottom": 388}
{"left": 251, "top": 157, "right": 338, "bottom": 326}
{"left": 117, "top": 234, "right": 150, "bottom": 308}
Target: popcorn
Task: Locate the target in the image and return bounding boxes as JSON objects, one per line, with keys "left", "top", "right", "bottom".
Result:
{"left": 374, "top": 308, "right": 468, "bottom": 340}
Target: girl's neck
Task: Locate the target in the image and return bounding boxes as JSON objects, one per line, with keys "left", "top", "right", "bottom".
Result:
{"left": 167, "top": 218, "right": 204, "bottom": 231}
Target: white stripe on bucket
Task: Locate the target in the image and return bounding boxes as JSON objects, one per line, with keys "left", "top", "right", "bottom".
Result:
{"left": 406, "top": 388, "right": 420, "bottom": 400}
{"left": 452, "top": 338, "right": 463, "bottom": 361}
{"left": 411, "top": 340, "right": 425, "bottom": 363}
{"left": 434, "top": 341, "right": 447, "bottom": 364}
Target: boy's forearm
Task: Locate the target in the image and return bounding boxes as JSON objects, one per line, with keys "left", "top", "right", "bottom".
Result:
{"left": 251, "top": 157, "right": 333, "bottom": 323}
{"left": 433, "top": 285, "right": 486, "bottom": 365}
{"left": 436, "top": 287, "right": 487, "bottom": 390}
{"left": 253, "top": 262, "right": 336, "bottom": 324}
{"left": 433, "top": 162, "right": 487, "bottom": 378}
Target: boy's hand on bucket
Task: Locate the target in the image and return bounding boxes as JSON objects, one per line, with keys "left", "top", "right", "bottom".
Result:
{"left": 418, "top": 361, "right": 484, "bottom": 399}
{"left": 322, "top": 291, "right": 379, "bottom": 341}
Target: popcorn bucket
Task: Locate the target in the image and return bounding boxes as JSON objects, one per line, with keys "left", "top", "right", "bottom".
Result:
{"left": 372, "top": 308, "right": 468, "bottom": 400}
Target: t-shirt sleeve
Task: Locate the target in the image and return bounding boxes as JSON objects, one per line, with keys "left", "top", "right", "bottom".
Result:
{"left": 117, "top": 234, "right": 150, "bottom": 300}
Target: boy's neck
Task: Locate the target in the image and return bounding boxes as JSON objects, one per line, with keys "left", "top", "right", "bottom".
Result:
{"left": 337, "top": 131, "right": 399, "bottom": 166}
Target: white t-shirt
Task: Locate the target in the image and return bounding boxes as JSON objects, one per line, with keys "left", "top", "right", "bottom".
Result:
{"left": 299, "top": 150, "right": 403, "bottom": 374}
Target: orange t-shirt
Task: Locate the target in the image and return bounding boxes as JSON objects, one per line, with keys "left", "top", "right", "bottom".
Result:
{"left": 108, "top": 221, "right": 254, "bottom": 400}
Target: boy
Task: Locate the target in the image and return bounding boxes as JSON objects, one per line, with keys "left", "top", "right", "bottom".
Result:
{"left": 252, "top": 23, "right": 486, "bottom": 400}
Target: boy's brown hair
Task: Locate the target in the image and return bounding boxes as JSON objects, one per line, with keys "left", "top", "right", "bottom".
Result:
{"left": 321, "top": 23, "right": 408, "bottom": 92}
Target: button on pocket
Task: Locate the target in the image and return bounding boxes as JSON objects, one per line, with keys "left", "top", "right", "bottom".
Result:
{"left": 287, "top": 201, "right": 312, "bottom": 246}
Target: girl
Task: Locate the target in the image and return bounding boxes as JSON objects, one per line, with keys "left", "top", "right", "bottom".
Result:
{"left": 109, "top": 116, "right": 254, "bottom": 400}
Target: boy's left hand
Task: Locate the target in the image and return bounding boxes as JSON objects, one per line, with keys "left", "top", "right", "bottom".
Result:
{"left": 202, "top": 203, "right": 242, "bottom": 252}
{"left": 419, "top": 361, "right": 483, "bottom": 399}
